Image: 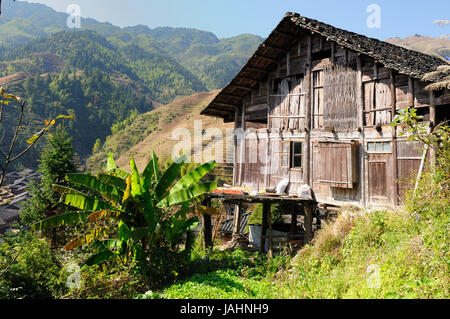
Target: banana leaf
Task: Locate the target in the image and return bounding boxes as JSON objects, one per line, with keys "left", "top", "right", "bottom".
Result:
{"left": 152, "top": 156, "right": 185, "bottom": 201}
{"left": 64, "top": 193, "right": 117, "bottom": 212}
{"left": 151, "top": 151, "right": 160, "bottom": 182}
{"left": 114, "top": 169, "right": 130, "bottom": 179}
{"left": 141, "top": 192, "right": 158, "bottom": 230}
{"left": 106, "top": 152, "right": 117, "bottom": 172}
{"left": 66, "top": 174, "right": 123, "bottom": 203}
{"left": 171, "top": 160, "right": 216, "bottom": 193}
{"left": 118, "top": 221, "right": 132, "bottom": 241}
{"left": 141, "top": 157, "right": 155, "bottom": 189}
{"left": 51, "top": 184, "right": 86, "bottom": 196}
{"left": 94, "top": 239, "right": 121, "bottom": 250}
{"left": 83, "top": 250, "right": 116, "bottom": 266}
{"left": 157, "top": 181, "right": 217, "bottom": 208}
{"left": 130, "top": 156, "right": 144, "bottom": 197}
{"left": 31, "top": 211, "right": 91, "bottom": 231}
{"left": 87, "top": 210, "right": 121, "bottom": 222}
{"left": 64, "top": 227, "right": 109, "bottom": 251}
{"left": 97, "top": 174, "right": 127, "bottom": 191}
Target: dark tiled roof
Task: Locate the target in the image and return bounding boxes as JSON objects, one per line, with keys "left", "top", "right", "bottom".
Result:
{"left": 201, "top": 12, "right": 448, "bottom": 119}
{"left": 288, "top": 13, "right": 447, "bottom": 81}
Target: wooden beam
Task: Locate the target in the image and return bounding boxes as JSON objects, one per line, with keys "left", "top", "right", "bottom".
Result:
{"left": 246, "top": 66, "right": 270, "bottom": 74}
{"left": 230, "top": 85, "right": 253, "bottom": 92}
{"left": 222, "top": 93, "right": 245, "bottom": 99}
{"left": 430, "top": 91, "right": 436, "bottom": 169}
{"left": 304, "top": 203, "right": 314, "bottom": 244}
{"left": 430, "top": 90, "right": 436, "bottom": 128}
{"left": 286, "top": 51, "right": 290, "bottom": 76}
{"left": 238, "top": 75, "right": 261, "bottom": 83}
{"left": 246, "top": 112, "right": 268, "bottom": 122}
{"left": 202, "top": 198, "right": 213, "bottom": 250}
{"left": 268, "top": 205, "right": 273, "bottom": 258}
{"left": 232, "top": 204, "right": 242, "bottom": 239}
{"left": 260, "top": 201, "right": 270, "bottom": 253}
{"left": 275, "top": 30, "right": 300, "bottom": 40}
{"left": 408, "top": 77, "right": 414, "bottom": 107}
{"left": 263, "top": 43, "right": 288, "bottom": 53}
{"left": 357, "top": 55, "right": 366, "bottom": 207}
{"left": 207, "top": 108, "right": 234, "bottom": 116}
{"left": 238, "top": 103, "right": 246, "bottom": 186}
{"left": 214, "top": 102, "right": 239, "bottom": 109}
{"left": 290, "top": 211, "right": 297, "bottom": 234}
{"left": 254, "top": 54, "right": 279, "bottom": 64}
{"left": 233, "top": 107, "right": 240, "bottom": 186}
{"left": 305, "top": 34, "right": 312, "bottom": 186}
{"left": 390, "top": 69, "right": 399, "bottom": 206}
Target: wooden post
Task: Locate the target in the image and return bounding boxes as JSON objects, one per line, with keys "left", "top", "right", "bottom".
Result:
{"left": 390, "top": 69, "right": 399, "bottom": 205}
{"left": 304, "top": 203, "right": 313, "bottom": 244}
{"left": 430, "top": 91, "right": 436, "bottom": 168}
{"left": 356, "top": 55, "right": 366, "bottom": 207}
{"left": 408, "top": 77, "right": 415, "bottom": 108}
{"left": 232, "top": 204, "right": 242, "bottom": 239}
{"left": 268, "top": 205, "right": 273, "bottom": 258}
{"left": 238, "top": 104, "right": 246, "bottom": 186}
{"left": 290, "top": 210, "right": 297, "bottom": 234}
{"left": 233, "top": 107, "right": 240, "bottom": 186}
{"left": 305, "top": 35, "right": 312, "bottom": 186}
{"left": 202, "top": 198, "right": 213, "bottom": 250}
{"left": 260, "top": 201, "right": 270, "bottom": 253}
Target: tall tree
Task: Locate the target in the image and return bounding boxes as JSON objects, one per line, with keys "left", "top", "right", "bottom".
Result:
{"left": 21, "top": 125, "right": 78, "bottom": 228}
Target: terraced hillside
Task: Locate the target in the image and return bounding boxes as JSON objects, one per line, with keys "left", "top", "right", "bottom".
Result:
{"left": 86, "top": 90, "right": 235, "bottom": 184}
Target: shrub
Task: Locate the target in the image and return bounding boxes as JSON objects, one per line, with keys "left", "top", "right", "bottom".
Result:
{"left": 0, "top": 233, "right": 67, "bottom": 299}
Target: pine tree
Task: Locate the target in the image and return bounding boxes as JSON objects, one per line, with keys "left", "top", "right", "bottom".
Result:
{"left": 39, "top": 125, "right": 78, "bottom": 202}
{"left": 21, "top": 126, "right": 78, "bottom": 228}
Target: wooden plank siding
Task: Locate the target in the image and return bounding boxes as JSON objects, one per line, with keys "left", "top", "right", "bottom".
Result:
{"left": 229, "top": 29, "right": 442, "bottom": 208}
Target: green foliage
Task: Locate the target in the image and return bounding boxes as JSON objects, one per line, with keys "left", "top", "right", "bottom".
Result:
{"left": 246, "top": 203, "right": 285, "bottom": 232}
{"left": 34, "top": 151, "right": 217, "bottom": 288}
{"left": 1, "top": 65, "right": 152, "bottom": 169}
{"left": 162, "top": 130, "right": 449, "bottom": 299}
{"left": 21, "top": 126, "right": 78, "bottom": 228}
{"left": 0, "top": 233, "right": 67, "bottom": 299}
{"left": 160, "top": 249, "right": 291, "bottom": 299}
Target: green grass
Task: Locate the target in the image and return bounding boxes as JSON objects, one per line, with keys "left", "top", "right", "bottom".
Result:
{"left": 162, "top": 270, "right": 277, "bottom": 299}
{"left": 159, "top": 206, "right": 448, "bottom": 299}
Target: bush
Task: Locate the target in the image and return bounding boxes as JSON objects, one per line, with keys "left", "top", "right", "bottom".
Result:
{"left": 0, "top": 233, "right": 67, "bottom": 299}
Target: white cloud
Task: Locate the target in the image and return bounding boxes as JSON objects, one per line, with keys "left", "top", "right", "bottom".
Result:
{"left": 434, "top": 20, "right": 450, "bottom": 27}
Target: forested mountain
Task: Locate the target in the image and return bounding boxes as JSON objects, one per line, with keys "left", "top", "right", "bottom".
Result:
{"left": 0, "top": 29, "right": 207, "bottom": 168}
{"left": 0, "top": 1, "right": 262, "bottom": 170}
{"left": 0, "top": 1, "right": 264, "bottom": 91}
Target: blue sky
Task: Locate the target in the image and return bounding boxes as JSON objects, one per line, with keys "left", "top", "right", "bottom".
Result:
{"left": 25, "top": 0, "right": 450, "bottom": 40}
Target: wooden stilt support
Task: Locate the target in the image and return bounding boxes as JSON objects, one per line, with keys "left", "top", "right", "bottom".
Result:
{"left": 260, "top": 201, "right": 270, "bottom": 253}
{"left": 232, "top": 204, "right": 242, "bottom": 239}
{"left": 268, "top": 205, "right": 273, "bottom": 258}
{"left": 304, "top": 203, "right": 314, "bottom": 244}
{"left": 202, "top": 199, "right": 213, "bottom": 251}
{"left": 290, "top": 210, "right": 297, "bottom": 234}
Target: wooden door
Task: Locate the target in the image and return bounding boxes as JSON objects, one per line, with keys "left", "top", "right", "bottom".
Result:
{"left": 368, "top": 153, "right": 394, "bottom": 204}
{"left": 396, "top": 140, "right": 423, "bottom": 201}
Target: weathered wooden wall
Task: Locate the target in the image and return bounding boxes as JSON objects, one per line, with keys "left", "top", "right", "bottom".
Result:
{"left": 234, "top": 31, "right": 450, "bottom": 207}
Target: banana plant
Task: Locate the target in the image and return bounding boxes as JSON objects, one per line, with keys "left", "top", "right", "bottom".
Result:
{"left": 32, "top": 151, "right": 217, "bottom": 267}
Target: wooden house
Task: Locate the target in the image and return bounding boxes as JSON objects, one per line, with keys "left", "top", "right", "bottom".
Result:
{"left": 201, "top": 12, "right": 450, "bottom": 209}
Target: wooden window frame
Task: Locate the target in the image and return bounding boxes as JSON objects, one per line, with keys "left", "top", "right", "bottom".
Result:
{"left": 291, "top": 141, "right": 303, "bottom": 170}
{"left": 280, "top": 141, "right": 290, "bottom": 168}
{"left": 367, "top": 140, "right": 392, "bottom": 154}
